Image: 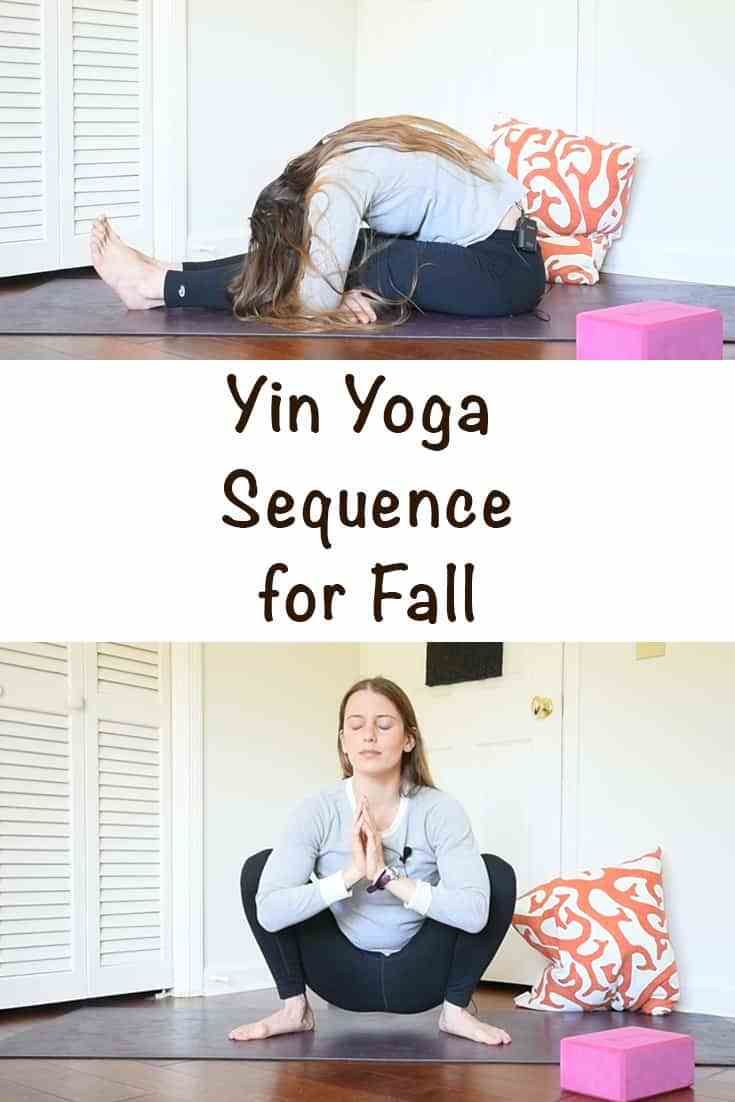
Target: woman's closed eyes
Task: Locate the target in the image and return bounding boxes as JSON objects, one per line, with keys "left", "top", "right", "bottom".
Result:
{"left": 346, "top": 716, "right": 396, "bottom": 732}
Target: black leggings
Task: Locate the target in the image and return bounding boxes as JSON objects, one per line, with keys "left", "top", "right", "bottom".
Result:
{"left": 240, "top": 849, "right": 517, "bottom": 1013}
{"left": 163, "top": 228, "right": 546, "bottom": 317}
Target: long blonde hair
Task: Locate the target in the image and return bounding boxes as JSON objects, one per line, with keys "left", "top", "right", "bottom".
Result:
{"left": 337, "top": 676, "right": 437, "bottom": 796}
{"left": 228, "top": 115, "right": 500, "bottom": 331}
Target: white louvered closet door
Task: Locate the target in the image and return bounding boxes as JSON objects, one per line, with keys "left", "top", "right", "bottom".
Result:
{"left": 83, "top": 643, "right": 172, "bottom": 999}
{"left": 0, "top": 644, "right": 87, "bottom": 1010}
{"left": 60, "top": 0, "right": 153, "bottom": 267}
{"left": 0, "top": 0, "right": 61, "bottom": 277}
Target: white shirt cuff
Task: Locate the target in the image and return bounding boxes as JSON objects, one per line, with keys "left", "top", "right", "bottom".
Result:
{"left": 318, "top": 869, "right": 353, "bottom": 906}
{"left": 403, "top": 879, "right": 432, "bottom": 916}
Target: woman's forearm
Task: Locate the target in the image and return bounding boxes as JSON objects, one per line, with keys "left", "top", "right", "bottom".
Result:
{"left": 383, "top": 875, "right": 417, "bottom": 904}
{"left": 384, "top": 875, "right": 432, "bottom": 915}
{"left": 386, "top": 874, "right": 489, "bottom": 931}
{"left": 256, "top": 880, "right": 344, "bottom": 933}
{"left": 423, "top": 882, "right": 489, "bottom": 933}
{"left": 343, "top": 863, "right": 364, "bottom": 890}
{"left": 301, "top": 178, "right": 367, "bottom": 313}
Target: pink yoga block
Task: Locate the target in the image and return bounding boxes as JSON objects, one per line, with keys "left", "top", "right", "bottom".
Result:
{"left": 560, "top": 1026, "right": 695, "bottom": 1101}
{"left": 576, "top": 300, "right": 723, "bottom": 359}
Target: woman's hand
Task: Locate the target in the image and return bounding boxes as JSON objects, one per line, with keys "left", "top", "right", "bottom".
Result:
{"left": 344, "top": 803, "right": 368, "bottom": 888}
{"left": 360, "top": 799, "right": 387, "bottom": 882}
{"left": 338, "top": 289, "right": 378, "bottom": 325}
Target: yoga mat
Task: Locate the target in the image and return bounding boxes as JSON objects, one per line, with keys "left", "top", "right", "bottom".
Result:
{"left": 0, "top": 1004, "right": 732, "bottom": 1063}
{"left": 1, "top": 269, "right": 733, "bottom": 340}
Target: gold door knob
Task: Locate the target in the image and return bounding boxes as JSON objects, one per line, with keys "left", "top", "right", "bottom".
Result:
{"left": 531, "top": 695, "right": 553, "bottom": 719}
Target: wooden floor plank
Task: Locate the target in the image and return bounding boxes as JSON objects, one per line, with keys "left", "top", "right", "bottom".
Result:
{"left": 120, "top": 335, "right": 577, "bottom": 361}
{"left": 0, "top": 1059, "right": 150, "bottom": 1102}
{"left": 31, "top": 336, "right": 183, "bottom": 360}
{"left": 0, "top": 1082, "right": 95, "bottom": 1102}
{"left": 35, "top": 1059, "right": 277, "bottom": 1102}
{"left": 696, "top": 1071, "right": 735, "bottom": 1100}
{"left": 0, "top": 334, "right": 576, "bottom": 360}
{"left": 0, "top": 337, "right": 76, "bottom": 359}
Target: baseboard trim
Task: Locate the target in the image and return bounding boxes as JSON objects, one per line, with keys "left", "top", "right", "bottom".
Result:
{"left": 603, "top": 248, "right": 735, "bottom": 289}
{"left": 201, "top": 964, "right": 275, "bottom": 997}
{"left": 185, "top": 232, "right": 248, "bottom": 263}
{"left": 677, "top": 986, "right": 735, "bottom": 1018}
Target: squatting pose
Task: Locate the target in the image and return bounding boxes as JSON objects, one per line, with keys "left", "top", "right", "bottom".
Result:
{"left": 229, "top": 676, "right": 517, "bottom": 1044}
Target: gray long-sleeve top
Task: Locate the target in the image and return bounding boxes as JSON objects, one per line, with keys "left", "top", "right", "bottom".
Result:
{"left": 300, "top": 144, "right": 524, "bottom": 313}
{"left": 255, "top": 779, "right": 491, "bottom": 954}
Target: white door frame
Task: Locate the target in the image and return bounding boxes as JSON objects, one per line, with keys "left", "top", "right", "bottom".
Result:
{"left": 170, "top": 642, "right": 204, "bottom": 996}
{"left": 560, "top": 642, "right": 582, "bottom": 875}
{"left": 575, "top": 0, "right": 599, "bottom": 136}
{"left": 150, "top": 0, "right": 188, "bottom": 263}
{"left": 152, "top": 0, "right": 188, "bottom": 262}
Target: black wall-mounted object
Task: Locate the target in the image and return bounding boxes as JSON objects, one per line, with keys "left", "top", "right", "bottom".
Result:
{"left": 425, "top": 643, "right": 503, "bottom": 687}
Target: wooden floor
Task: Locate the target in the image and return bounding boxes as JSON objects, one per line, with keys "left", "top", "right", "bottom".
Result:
{"left": 1, "top": 985, "right": 733, "bottom": 1102}
{"left": 0, "top": 334, "right": 580, "bottom": 360}
{"left": 1, "top": 334, "right": 733, "bottom": 360}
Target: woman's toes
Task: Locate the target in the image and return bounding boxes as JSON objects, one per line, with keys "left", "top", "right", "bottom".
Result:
{"left": 485, "top": 1027, "right": 511, "bottom": 1045}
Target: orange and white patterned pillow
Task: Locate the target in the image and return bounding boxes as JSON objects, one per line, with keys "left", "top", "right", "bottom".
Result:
{"left": 489, "top": 116, "right": 639, "bottom": 283}
{"left": 539, "top": 232, "right": 612, "bottom": 285}
{"left": 512, "top": 847, "right": 680, "bottom": 1015}
{"left": 489, "top": 115, "right": 639, "bottom": 239}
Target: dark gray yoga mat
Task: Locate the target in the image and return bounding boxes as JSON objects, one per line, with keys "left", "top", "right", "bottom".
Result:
{"left": 0, "top": 1004, "right": 732, "bottom": 1063}
{"left": 1, "top": 268, "right": 733, "bottom": 340}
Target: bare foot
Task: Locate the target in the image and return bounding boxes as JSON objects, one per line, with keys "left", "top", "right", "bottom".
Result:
{"left": 439, "top": 1001, "right": 512, "bottom": 1046}
{"left": 89, "top": 214, "right": 169, "bottom": 310}
{"left": 228, "top": 995, "right": 315, "bottom": 1042}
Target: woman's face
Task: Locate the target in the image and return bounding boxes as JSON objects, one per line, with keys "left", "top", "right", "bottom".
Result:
{"left": 341, "top": 689, "right": 415, "bottom": 777}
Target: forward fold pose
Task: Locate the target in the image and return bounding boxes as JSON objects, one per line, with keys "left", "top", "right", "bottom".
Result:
{"left": 229, "top": 677, "right": 517, "bottom": 1046}
{"left": 90, "top": 115, "right": 545, "bottom": 329}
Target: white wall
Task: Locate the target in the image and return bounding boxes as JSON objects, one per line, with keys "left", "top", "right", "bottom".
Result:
{"left": 355, "top": 0, "right": 578, "bottom": 147}
{"left": 202, "top": 642, "right": 359, "bottom": 994}
{"left": 357, "top": 642, "right": 735, "bottom": 1016}
{"left": 580, "top": 0, "right": 734, "bottom": 285}
{"left": 566, "top": 642, "right": 735, "bottom": 1016}
{"left": 355, "top": 0, "right": 735, "bottom": 285}
{"left": 186, "top": 0, "right": 358, "bottom": 259}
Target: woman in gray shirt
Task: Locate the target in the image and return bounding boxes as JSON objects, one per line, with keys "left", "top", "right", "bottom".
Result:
{"left": 229, "top": 676, "right": 517, "bottom": 1047}
{"left": 90, "top": 115, "right": 545, "bottom": 327}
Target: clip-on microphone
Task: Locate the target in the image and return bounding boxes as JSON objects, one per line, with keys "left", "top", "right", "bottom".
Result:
{"left": 514, "top": 209, "right": 538, "bottom": 253}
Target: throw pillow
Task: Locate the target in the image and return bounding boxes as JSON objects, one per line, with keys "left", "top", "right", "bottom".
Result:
{"left": 512, "top": 847, "right": 680, "bottom": 1014}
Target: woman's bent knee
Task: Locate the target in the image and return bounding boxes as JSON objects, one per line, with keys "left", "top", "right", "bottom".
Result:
{"left": 481, "top": 854, "right": 517, "bottom": 907}
{"left": 240, "top": 849, "right": 272, "bottom": 897}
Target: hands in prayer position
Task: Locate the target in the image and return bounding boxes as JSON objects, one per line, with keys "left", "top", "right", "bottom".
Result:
{"left": 350, "top": 795, "right": 387, "bottom": 884}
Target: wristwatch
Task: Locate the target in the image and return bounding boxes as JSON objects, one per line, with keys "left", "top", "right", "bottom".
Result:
{"left": 366, "top": 864, "right": 405, "bottom": 894}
